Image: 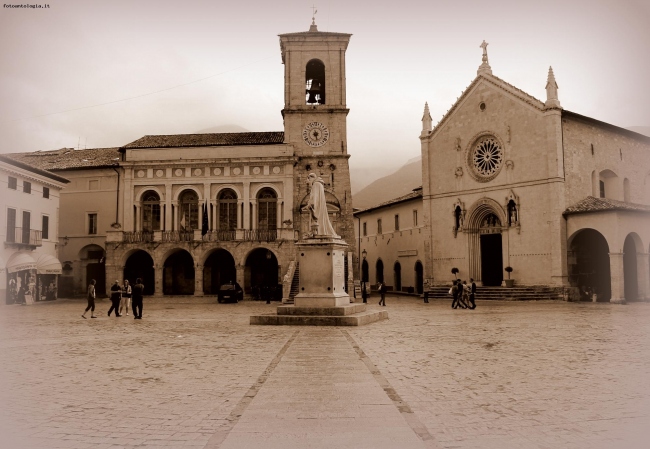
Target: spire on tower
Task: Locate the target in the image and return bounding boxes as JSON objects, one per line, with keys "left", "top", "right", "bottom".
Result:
{"left": 477, "top": 40, "right": 492, "bottom": 76}
{"left": 421, "top": 102, "right": 432, "bottom": 136}
{"left": 544, "top": 66, "right": 561, "bottom": 109}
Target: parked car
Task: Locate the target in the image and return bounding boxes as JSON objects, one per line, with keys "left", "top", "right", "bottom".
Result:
{"left": 217, "top": 282, "right": 243, "bottom": 303}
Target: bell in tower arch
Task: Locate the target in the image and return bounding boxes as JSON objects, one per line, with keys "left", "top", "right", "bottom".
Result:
{"left": 305, "top": 59, "right": 326, "bottom": 105}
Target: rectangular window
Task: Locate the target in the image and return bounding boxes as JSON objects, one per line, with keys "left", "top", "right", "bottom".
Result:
{"left": 362, "top": 222, "right": 367, "bottom": 237}
{"left": 89, "top": 180, "right": 99, "bottom": 190}
{"left": 6, "top": 208, "right": 16, "bottom": 242}
{"left": 599, "top": 180, "right": 605, "bottom": 198}
{"left": 377, "top": 218, "right": 382, "bottom": 234}
{"left": 394, "top": 214, "right": 400, "bottom": 231}
{"left": 8, "top": 176, "right": 17, "bottom": 190}
{"left": 413, "top": 210, "right": 418, "bottom": 227}
{"left": 88, "top": 213, "right": 97, "bottom": 235}
{"left": 43, "top": 187, "right": 50, "bottom": 199}
{"left": 22, "top": 211, "right": 30, "bottom": 244}
{"left": 23, "top": 181, "right": 31, "bottom": 194}
{"left": 42, "top": 215, "right": 49, "bottom": 240}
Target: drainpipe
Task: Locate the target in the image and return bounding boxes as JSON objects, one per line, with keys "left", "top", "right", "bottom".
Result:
{"left": 111, "top": 164, "right": 120, "bottom": 225}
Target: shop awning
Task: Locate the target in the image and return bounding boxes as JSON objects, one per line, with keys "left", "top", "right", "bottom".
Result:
{"left": 6, "top": 252, "right": 37, "bottom": 273}
{"left": 36, "top": 254, "right": 63, "bottom": 275}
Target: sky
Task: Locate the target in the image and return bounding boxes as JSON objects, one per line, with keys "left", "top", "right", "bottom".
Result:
{"left": 1, "top": 0, "right": 649, "bottom": 183}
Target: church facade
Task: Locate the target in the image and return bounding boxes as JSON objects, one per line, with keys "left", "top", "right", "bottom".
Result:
{"left": 420, "top": 43, "right": 650, "bottom": 303}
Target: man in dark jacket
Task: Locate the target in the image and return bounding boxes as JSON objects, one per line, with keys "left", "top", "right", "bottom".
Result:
{"left": 108, "top": 280, "right": 122, "bottom": 317}
{"left": 132, "top": 278, "right": 145, "bottom": 319}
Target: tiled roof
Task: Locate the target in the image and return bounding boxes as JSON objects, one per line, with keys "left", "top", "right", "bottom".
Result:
{"left": 0, "top": 154, "right": 70, "bottom": 183}
{"left": 354, "top": 187, "right": 423, "bottom": 215}
{"left": 122, "top": 132, "right": 285, "bottom": 149}
{"left": 564, "top": 196, "right": 650, "bottom": 215}
{"left": 5, "top": 148, "right": 121, "bottom": 171}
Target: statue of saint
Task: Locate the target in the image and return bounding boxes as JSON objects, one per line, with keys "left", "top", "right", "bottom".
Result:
{"left": 306, "top": 173, "right": 339, "bottom": 237}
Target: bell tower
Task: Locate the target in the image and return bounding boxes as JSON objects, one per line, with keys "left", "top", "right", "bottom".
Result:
{"left": 279, "top": 21, "right": 356, "bottom": 272}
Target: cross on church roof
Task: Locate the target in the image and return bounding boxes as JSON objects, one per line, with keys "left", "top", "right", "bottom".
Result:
{"left": 477, "top": 39, "right": 492, "bottom": 76}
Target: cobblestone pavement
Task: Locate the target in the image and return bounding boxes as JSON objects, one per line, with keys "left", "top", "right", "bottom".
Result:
{"left": 0, "top": 296, "right": 648, "bottom": 449}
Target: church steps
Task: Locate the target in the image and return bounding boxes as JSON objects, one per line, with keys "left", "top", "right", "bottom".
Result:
{"left": 424, "top": 286, "right": 564, "bottom": 301}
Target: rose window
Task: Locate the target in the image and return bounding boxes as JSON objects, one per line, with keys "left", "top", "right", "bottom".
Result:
{"left": 470, "top": 137, "right": 503, "bottom": 181}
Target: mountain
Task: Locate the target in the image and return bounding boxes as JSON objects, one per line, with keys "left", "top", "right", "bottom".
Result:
{"left": 352, "top": 157, "right": 422, "bottom": 210}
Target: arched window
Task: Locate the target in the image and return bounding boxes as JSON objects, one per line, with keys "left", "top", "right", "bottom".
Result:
{"left": 306, "top": 59, "right": 326, "bottom": 105}
{"left": 218, "top": 189, "right": 238, "bottom": 231}
{"left": 141, "top": 191, "right": 160, "bottom": 232}
{"left": 376, "top": 259, "right": 384, "bottom": 284}
{"left": 179, "top": 190, "right": 199, "bottom": 231}
{"left": 257, "top": 188, "right": 277, "bottom": 230}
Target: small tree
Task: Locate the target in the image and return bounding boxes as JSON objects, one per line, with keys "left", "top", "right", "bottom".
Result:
{"left": 451, "top": 267, "right": 459, "bottom": 279}
{"left": 505, "top": 266, "right": 513, "bottom": 279}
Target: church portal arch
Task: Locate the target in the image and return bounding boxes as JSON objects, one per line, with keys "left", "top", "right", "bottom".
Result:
{"left": 568, "top": 229, "right": 611, "bottom": 301}
{"left": 123, "top": 250, "right": 155, "bottom": 295}
{"left": 203, "top": 249, "right": 236, "bottom": 295}
{"left": 163, "top": 249, "right": 195, "bottom": 295}
{"left": 465, "top": 198, "right": 506, "bottom": 286}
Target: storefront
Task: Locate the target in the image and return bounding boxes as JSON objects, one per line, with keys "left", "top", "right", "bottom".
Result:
{"left": 6, "top": 252, "right": 37, "bottom": 305}
{"left": 35, "top": 254, "right": 62, "bottom": 301}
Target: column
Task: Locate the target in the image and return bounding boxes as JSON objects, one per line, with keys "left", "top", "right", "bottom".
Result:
{"left": 171, "top": 203, "right": 176, "bottom": 231}
{"left": 237, "top": 200, "right": 244, "bottom": 229}
{"left": 194, "top": 264, "right": 204, "bottom": 296}
{"left": 135, "top": 203, "right": 141, "bottom": 231}
{"left": 243, "top": 182, "right": 251, "bottom": 229}
{"left": 165, "top": 185, "right": 172, "bottom": 231}
{"left": 251, "top": 199, "right": 258, "bottom": 230}
{"left": 609, "top": 252, "right": 625, "bottom": 304}
{"left": 637, "top": 252, "right": 649, "bottom": 301}
{"left": 154, "top": 264, "right": 163, "bottom": 296}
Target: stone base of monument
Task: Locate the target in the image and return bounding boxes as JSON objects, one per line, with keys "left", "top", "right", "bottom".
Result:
{"left": 250, "top": 237, "right": 388, "bottom": 326}
{"left": 250, "top": 303, "right": 388, "bottom": 326}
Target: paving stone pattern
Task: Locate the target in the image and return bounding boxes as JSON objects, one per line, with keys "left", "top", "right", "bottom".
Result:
{"left": 0, "top": 296, "right": 648, "bottom": 449}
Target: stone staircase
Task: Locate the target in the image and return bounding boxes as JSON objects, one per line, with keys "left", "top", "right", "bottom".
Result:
{"left": 425, "top": 285, "right": 565, "bottom": 301}
{"left": 289, "top": 262, "right": 300, "bottom": 302}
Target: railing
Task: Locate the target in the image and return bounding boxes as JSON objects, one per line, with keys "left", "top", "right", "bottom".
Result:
{"left": 203, "top": 230, "right": 236, "bottom": 242}
{"left": 161, "top": 230, "right": 194, "bottom": 242}
{"left": 122, "top": 231, "right": 154, "bottom": 243}
{"left": 243, "top": 229, "right": 277, "bottom": 242}
{"left": 6, "top": 227, "right": 42, "bottom": 246}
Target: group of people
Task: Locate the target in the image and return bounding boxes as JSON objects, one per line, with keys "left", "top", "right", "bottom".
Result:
{"left": 82, "top": 278, "right": 145, "bottom": 319}
{"left": 450, "top": 278, "right": 476, "bottom": 309}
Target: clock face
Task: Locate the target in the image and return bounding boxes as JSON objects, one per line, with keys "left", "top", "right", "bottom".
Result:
{"left": 302, "top": 122, "right": 330, "bottom": 147}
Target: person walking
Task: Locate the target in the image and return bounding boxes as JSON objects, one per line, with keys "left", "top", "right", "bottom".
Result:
{"left": 120, "top": 279, "right": 132, "bottom": 316}
{"left": 378, "top": 282, "right": 387, "bottom": 306}
{"left": 468, "top": 278, "right": 477, "bottom": 309}
{"left": 460, "top": 280, "right": 470, "bottom": 309}
{"left": 108, "top": 280, "right": 122, "bottom": 317}
{"left": 361, "top": 281, "right": 368, "bottom": 304}
{"left": 131, "top": 278, "right": 144, "bottom": 319}
{"left": 451, "top": 280, "right": 460, "bottom": 309}
{"left": 82, "top": 279, "right": 97, "bottom": 319}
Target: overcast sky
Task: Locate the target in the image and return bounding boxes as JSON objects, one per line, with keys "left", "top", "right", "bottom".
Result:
{"left": 1, "top": 0, "right": 649, "bottom": 177}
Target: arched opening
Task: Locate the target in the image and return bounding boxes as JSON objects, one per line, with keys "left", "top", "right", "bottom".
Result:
{"left": 123, "top": 250, "right": 155, "bottom": 295}
{"left": 599, "top": 169, "right": 620, "bottom": 200}
{"left": 415, "top": 261, "right": 424, "bottom": 294}
{"left": 179, "top": 190, "right": 199, "bottom": 231}
{"left": 568, "top": 229, "right": 611, "bottom": 301}
{"left": 203, "top": 249, "right": 236, "bottom": 295}
{"left": 361, "top": 259, "right": 369, "bottom": 283}
{"left": 141, "top": 190, "right": 161, "bottom": 232}
{"left": 376, "top": 259, "right": 384, "bottom": 284}
{"left": 218, "top": 189, "right": 238, "bottom": 238}
{"left": 623, "top": 234, "right": 641, "bottom": 301}
{"left": 257, "top": 188, "right": 277, "bottom": 232}
{"left": 507, "top": 200, "right": 518, "bottom": 226}
{"left": 305, "top": 59, "right": 325, "bottom": 105}
{"left": 163, "top": 250, "right": 195, "bottom": 295}
{"left": 80, "top": 244, "right": 105, "bottom": 295}
{"left": 454, "top": 206, "right": 462, "bottom": 229}
{"left": 394, "top": 261, "right": 402, "bottom": 292}
{"left": 245, "top": 248, "right": 279, "bottom": 301}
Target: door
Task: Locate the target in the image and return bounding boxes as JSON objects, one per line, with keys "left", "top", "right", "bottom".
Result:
{"left": 480, "top": 233, "right": 503, "bottom": 286}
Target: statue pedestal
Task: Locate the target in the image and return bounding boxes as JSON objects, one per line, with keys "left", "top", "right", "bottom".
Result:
{"left": 294, "top": 237, "right": 350, "bottom": 308}
{"left": 250, "top": 236, "right": 388, "bottom": 326}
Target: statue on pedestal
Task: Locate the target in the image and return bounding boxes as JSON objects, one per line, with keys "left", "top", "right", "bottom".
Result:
{"left": 306, "top": 173, "right": 339, "bottom": 238}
